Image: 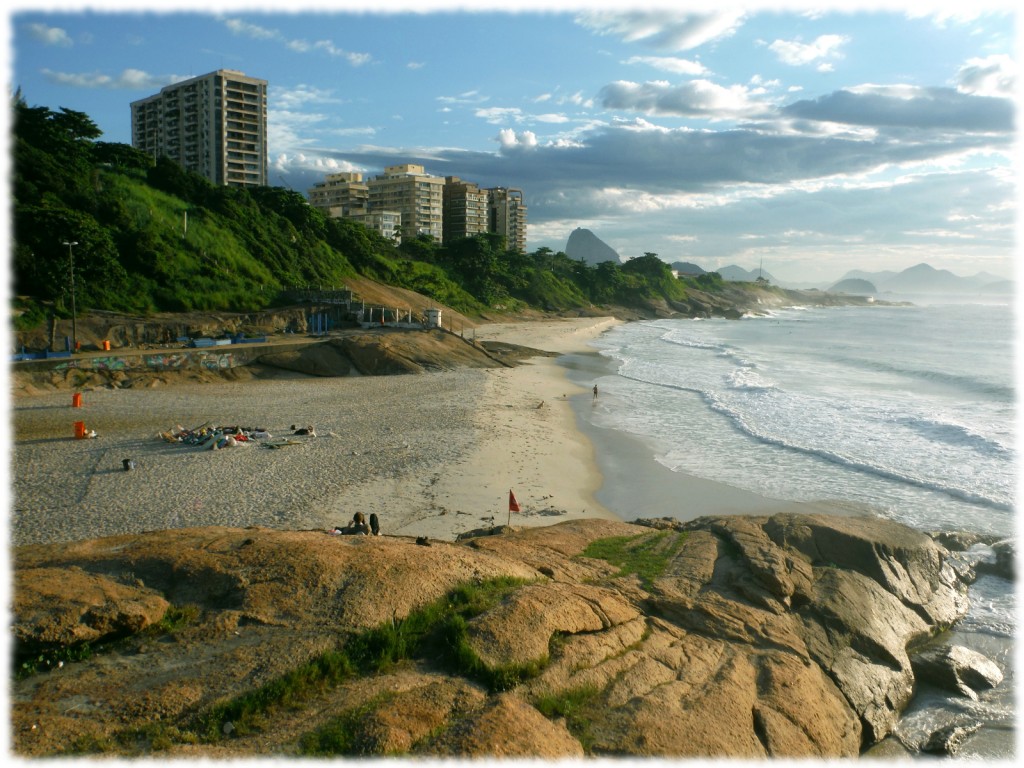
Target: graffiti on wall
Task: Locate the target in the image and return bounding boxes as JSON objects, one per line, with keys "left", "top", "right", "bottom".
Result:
{"left": 52, "top": 351, "right": 236, "bottom": 373}
{"left": 145, "top": 352, "right": 235, "bottom": 371}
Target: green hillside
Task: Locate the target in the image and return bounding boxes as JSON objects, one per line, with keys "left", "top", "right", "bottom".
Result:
{"left": 10, "top": 95, "right": 755, "bottom": 329}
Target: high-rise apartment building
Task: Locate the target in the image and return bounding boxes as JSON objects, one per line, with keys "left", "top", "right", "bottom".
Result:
{"left": 131, "top": 69, "right": 268, "bottom": 188}
{"left": 488, "top": 187, "right": 527, "bottom": 253}
{"left": 367, "top": 164, "right": 444, "bottom": 243}
{"left": 442, "top": 176, "right": 490, "bottom": 242}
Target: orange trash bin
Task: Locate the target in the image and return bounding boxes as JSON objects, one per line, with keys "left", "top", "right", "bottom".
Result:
{"left": 72, "top": 393, "right": 82, "bottom": 408}
{"left": 74, "top": 421, "right": 87, "bottom": 439}
{"left": 102, "top": 340, "right": 111, "bottom": 351}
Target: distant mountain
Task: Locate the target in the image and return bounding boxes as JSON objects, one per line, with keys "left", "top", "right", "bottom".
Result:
{"left": 565, "top": 228, "right": 621, "bottom": 266}
{"left": 828, "top": 278, "right": 878, "bottom": 295}
{"left": 841, "top": 263, "right": 1012, "bottom": 295}
{"left": 979, "top": 280, "right": 1014, "bottom": 294}
{"left": 671, "top": 261, "right": 705, "bottom": 276}
{"left": 883, "top": 263, "right": 964, "bottom": 293}
{"left": 962, "top": 271, "right": 1011, "bottom": 290}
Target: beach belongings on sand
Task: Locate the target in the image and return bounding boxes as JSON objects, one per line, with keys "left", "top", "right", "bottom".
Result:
{"left": 122, "top": 458, "right": 137, "bottom": 471}
{"left": 157, "top": 422, "right": 312, "bottom": 451}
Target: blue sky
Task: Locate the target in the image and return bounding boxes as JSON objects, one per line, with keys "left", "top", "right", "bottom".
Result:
{"left": 6, "top": 1, "right": 1019, "bottom": 284}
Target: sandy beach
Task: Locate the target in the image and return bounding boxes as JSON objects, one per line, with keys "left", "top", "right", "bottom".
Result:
{"left": 8, "top": 318, "right": 623, "bottom": 548}
{"left": 10, "top": 316, "right": 859, "bottom": 550}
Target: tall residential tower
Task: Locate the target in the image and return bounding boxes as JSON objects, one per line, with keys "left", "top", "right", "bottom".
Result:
{"left": 131, "top": 69, "right": 268, "bottom": 188}
{"left": 488, "top": 187, "right": 527, "bottom": 253}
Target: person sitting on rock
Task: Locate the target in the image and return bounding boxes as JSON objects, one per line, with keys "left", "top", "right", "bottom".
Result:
{"left": 370, "top": 513, "right": 381, "bottom": 536}
{"left": 345, "top": 512, "right": 370, "bottom": 535}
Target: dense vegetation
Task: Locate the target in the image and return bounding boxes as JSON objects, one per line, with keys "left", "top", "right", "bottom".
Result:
{"left": 11, "top": 94, "right": 729, "bottom": 323}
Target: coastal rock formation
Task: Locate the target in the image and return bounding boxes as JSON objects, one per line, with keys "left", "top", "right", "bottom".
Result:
{"left": 11, "top": 514, "right": 972, "bottom": 759}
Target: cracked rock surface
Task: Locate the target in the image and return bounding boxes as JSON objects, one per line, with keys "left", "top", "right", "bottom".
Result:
{"left": 12, "top": 513, "right": 972, "bottom": 758}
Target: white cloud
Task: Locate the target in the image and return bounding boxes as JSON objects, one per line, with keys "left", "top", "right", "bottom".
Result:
{"left": 222, "top": 16, "right": 371, "bottom": 66}
{"left": 496, "top": 129, "right": 538, "bottom": 150}
{"left": 477, "top": 107, "right": 524, "bottom": 124}
{"left": 624, "top": 56, "right": 708, "bottom": 75}
{"left": 534, "top": 113, "right": 571, "bottom": 124}
{"left": 600, "top": 78, "right": 772, "bottom": 120}
{"left": 955, "top": 54, "right": 1017, "bottom": 97}
{"left": 438, "top": 90, "right": 489, "bottom": 105}
{"left": 577, "top": 10, "right": 746, "bottom": 52}
{"left": 768, "top": 34, "right": 849, "bottom": 67}
{"left": 223, "top": 18, "right": 277, "bottom": 40}
{"left": 40, "top": 68, "right": 183, "bottom": 89}
{"left": 25, "top": 22, "right": 73, "bottom": 47}
{"left": 272, "top": 84, "right": 345, "bottom": 110}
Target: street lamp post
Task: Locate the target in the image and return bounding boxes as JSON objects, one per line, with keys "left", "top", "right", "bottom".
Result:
{"left": 62, "top": 240, "right": 78, "bottom": 351}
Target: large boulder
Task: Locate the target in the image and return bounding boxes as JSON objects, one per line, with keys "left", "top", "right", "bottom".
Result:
{"left": 911, "top": 645, "right": 1004, "bottom": 700}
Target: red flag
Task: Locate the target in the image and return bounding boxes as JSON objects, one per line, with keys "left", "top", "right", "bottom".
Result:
{"left": 508, "top": 489, "right": 520, "bottom": 513}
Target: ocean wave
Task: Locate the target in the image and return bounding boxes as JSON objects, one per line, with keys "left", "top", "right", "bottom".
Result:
{"left": 656, "top": 333, "right": 722, "bottom": 353}
{"left": 825, "top": 353, "right": 1014, "bottom": 401}
{"left": 702, "top": 391, "right": 1014, "bottom": 513}
{"left": 657, "top": 331, "right": 756, "bottom": 369}
{"left": 727, "top": 367, "right": 775, "bottom": 391}
{"left": 889, "top": 413, "right": 1013, "bottom": 456}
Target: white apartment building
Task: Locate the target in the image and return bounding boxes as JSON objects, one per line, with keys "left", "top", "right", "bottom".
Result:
{"left": 348, "top": 210, "right": 403, "bottom": 243}
{"left": 307, "top": 165, "right": 527, "bottom": 251}
{"left": 131, "top": 69, "right": 268, "bottom": 188}
{"left": 367, "top": 164, "right": 444, "bottom": 243}
{"left": 308, "top": 172, "right": 371, "bottom": 217}
{"left": 307, "top": 171, "right": 402, "bottom": 242}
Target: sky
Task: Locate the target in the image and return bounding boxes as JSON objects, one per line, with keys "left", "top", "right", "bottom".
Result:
{"left": 4, "top": 1, "right": 1020, "bottom": 285}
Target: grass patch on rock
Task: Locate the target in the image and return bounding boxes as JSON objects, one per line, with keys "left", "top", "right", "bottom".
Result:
{"left": 533, "top": 684, "right": 603, "bottom": 753}
{"left": 579, "top": 531, "right": 687, "bottom": 590}
{"left": 188, "top": 576, "right": 534, "bottom": 745}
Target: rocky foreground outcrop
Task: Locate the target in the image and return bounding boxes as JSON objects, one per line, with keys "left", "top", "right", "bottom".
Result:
{"left": 11, "top": 513, "right": 974, "bottom": 758}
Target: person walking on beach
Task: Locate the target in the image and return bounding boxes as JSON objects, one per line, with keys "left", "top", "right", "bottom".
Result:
{"left": 593, "top": 384, "right": 599, "bottom": 399}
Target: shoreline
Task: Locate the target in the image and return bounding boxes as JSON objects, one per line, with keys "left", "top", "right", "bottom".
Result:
{"left": 559, "top": 345, "right": 875, "bottom": 524}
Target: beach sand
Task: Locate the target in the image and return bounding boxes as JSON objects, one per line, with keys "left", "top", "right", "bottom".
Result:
{"left": 8, "top": 316, "right": 793, "bottom": 549}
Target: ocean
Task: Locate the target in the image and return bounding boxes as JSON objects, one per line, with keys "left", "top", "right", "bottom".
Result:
{"left": 563, "top": 299, "right": 1016, "bottom": 758}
